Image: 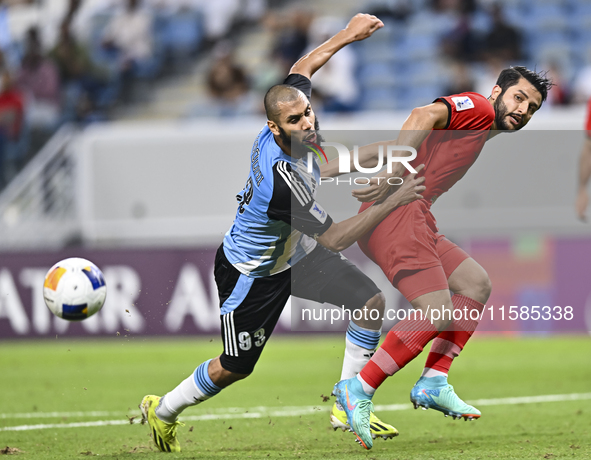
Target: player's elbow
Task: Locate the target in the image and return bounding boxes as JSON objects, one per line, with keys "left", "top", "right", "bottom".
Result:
{"left": 288, "top": 63, "right": 311, "bottom": 79}
{"left": 316, "top": 227, "right": 349, "bottom": 253}
{"left": 319, "top": 239, "right": 347, "bottom": 253}
{"left": 409, "top": 106, "right": 427, "bottom": 119}
{"left": 410, "top": 106, "right": 435, "bottom": 123}
{"left": 409, "top": 105, "right": 442, "bottom": 129}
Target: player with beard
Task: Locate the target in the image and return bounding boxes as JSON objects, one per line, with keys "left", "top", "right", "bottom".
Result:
{"left": 137, "top": 14, "right": 428, "bottom": 452}
{"left": 332, "top": 66, "right": 553, "bottom": 450}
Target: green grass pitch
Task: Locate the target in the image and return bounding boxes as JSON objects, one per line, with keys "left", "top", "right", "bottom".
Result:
{"left": 1, "top": 335, "right": 590, "bottom": 459}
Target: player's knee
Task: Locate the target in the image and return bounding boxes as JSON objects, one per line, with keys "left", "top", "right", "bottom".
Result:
{"left": 350, "top": 292, "right": 385, "bottom": 330}
{"left": 366, "top": 292, "right": 385, "bottom": 314}
{"left": 230, "top": 371, "right": 251, "bottom": 382}
{"left": 212, "top": 356, "right": 252, "bottom": 388}
{"left": 216, "top": 368, "right": 251, "bottom": 388}
{"left": 454, "top": 270, "right": 492, "bottom": 304}
{"left": 474, "top": 273, "right": 492, "bottom": 304}
{"left": 364, "top": 291, "right": 386, "bottom": 320}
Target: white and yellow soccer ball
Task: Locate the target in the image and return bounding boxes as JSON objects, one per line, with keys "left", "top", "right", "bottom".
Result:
{"left": 43, "top": 258, "right": 107, "bottom": 321}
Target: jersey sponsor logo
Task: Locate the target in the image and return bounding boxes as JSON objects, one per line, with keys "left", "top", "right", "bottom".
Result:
{"left": 451, "top": 96, "right": 474, "bottom": 111}
{"left": 309, "top": 201, "right": 327, "bottom": 224}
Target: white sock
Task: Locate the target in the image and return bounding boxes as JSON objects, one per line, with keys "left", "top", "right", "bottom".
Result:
{"left": 340, "top": 339, "right": 375, "bottom": 381}
{"left": 155, "top": 375, "right": 206, "bottom": 423}
{"left": 155, "top": 360, "right": 221, "bottom": 423}
{"left": 340, "top": 322, "right": 381, "bottom": 380}
{"left": 421, "top": 368, "right": 448, "bottom": 378}
{"left": 356, "top": 374, "right": 376, "bottom": 396}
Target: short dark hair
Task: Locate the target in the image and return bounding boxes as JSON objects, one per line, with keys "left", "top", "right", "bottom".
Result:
{"left": 495, "top": 66, "right": 554, "bottom": 104}
{"left": 264, "top": 84, "right": 304, "bottom": 123}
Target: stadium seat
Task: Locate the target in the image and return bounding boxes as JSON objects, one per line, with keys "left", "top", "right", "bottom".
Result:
{"left": 156, "top": 11, "right": 203, "bottom": 66}
{"left": 358, "top": 62, "right": 396, "bottom": 88}
{"left": 394, "top": 34, "right": 438, "bottom": 62}
{"left": 501, "top": 4, "right": 528, "bottom": 27}
{"left": 569, "top": 3, "right": 591, "bottom": 33}
{"left": 525, "top": 30, "right": 571, "bottom": 60}
{"left": 396, "top": 84, "right": 442, "bottom": 110}
{"left": 356, "top": 40, "right": 396, "bottom": 65}
{"left": 524, "top": 4, "right": 569, "bottom": 33}
{"left": 360, "top": 87, "right": 398, "bottom": 111}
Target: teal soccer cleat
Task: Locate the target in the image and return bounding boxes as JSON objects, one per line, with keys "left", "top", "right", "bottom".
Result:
{"left": 332, "top": 378, "right": 374, "bottom": 450}
{"left": 410, "top": 376, "right": 481, "bottom": 421}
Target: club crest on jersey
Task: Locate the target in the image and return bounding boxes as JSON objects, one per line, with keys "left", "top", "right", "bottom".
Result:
{"left": 451, "top": 96, "right": 474, "bottom": 111}
{"left": 309, "top": 201, "right": 327, "bottom": 223}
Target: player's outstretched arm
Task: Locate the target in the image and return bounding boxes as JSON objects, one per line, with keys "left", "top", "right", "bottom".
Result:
{"left": 316, "top": 165, "right": 425, "bottom": 252}
{"left": 576, "top": 136, "right": 591, "bottom": 221}
{"left": 289, "top": 13, "right": 383, "bottom": 80}
{"left": 350, "top": 102, "right": 448, "bottom": 203}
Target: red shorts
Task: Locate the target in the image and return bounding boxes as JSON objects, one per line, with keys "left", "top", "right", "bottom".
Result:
{"left": 358, "top": 199, "right": 470, "bottom": 302}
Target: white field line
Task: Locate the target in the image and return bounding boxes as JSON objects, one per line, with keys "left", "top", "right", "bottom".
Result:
{"left": 0, "top": 411, "right": 121, "bottom": 419}
{"left": 2, "top": 392, "right": 591, "bottom": 432}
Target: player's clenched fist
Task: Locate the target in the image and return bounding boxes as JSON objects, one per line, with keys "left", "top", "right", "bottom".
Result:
{"left": 344, "top": 13, "right": 384, "bottom": 42}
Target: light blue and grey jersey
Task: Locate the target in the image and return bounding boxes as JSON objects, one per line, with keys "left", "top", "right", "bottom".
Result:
{"left": 222, "top": 74, "right": 333, "bottom": 278}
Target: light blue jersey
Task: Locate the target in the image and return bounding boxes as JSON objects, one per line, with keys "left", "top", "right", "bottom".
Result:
{"left": 222, "top": 125, "right": 332, "bottom": 278}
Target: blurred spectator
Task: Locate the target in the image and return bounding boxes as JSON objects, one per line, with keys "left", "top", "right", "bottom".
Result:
{"left": 442, "top": 9, "right": 480, "bottom": 61}
{"left": 0, "top": 56, "right": 25, "bottom": 187}
{"left": 0, "top": 64, "right": 24, "bottom": 142}
{"left": 200, "top": 0, "right": 240, "bottom": 42}
{"left": 17, "top": 27, "right": 61, "bottom": 131}
{"left": 366, "top": 0, "right": 413, "bottom": 22}
{"left": 482, "top": 3, "right": 522, "bottom": 62}
{"left": 0, "top": 0, "right": 20, "bottom": 70}
{"left": 203, "top": 42, "right": 256, "bottom": 117}
{"left": 101, "top": 0, "right": 154, "bottom": 79}
{"left": 544, "top": 61, "right": 569, "bottom": 106}
{"left": 573, "top": 63, "right": 591, "bottom": 104}
{"left": 444, "top": 61, "right": 475, "bottom": 95}
{"left": 50, "top": 21, "right": 109, "bottom": 122}
{"left": 474, "top": 56, "right": 505, "bottom": 97}
{"left": 51, "top": 22, "right": 95, "bottom": 87}
{"left": 431, "top": 0, "right": 475, "bottom": 14}
{"left": 306, "top": 17, "right": 359, "bottom": 113}
{"left": 265, "top": 9, "right": 313, "bottom": 75}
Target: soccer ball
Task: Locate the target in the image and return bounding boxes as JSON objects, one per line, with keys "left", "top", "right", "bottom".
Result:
{"left": 43, "top": 258, "right": 107, "bottom": 321}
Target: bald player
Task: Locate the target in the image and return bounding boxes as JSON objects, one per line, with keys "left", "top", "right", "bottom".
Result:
{"left": 137, "top": 13, "right": 427, "bottom": 452}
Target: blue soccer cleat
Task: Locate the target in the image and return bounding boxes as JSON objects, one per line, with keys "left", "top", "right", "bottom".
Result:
{"left": 332, "top": 378, "right": 374, "bottom": 450}
{"left": 410, "top": 376, "right": 481, "bottom": 421}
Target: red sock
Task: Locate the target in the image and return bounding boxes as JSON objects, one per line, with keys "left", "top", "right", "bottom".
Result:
{"left": 423, "top": 294, "right": 484, "bottom": 376}
{"left": 359, "top": 315, "right": 439, "bottom": 390}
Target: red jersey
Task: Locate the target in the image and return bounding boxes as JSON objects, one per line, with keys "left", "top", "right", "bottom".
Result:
{"left": 0, "top": 88, "right": 24, "bottom": 140}
{"left": 407, "top": 92, "right": 495, "bottom": 204}
{"left": 357, "top": 92, "right": 495, "bottom": 285}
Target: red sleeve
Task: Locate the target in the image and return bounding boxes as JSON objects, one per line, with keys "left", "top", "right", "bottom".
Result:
{"left": 434, "top": 92, "right": 495, "bottom": 131}
{"left": 585, "top": 97, "right": 591, "bottom": 134}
